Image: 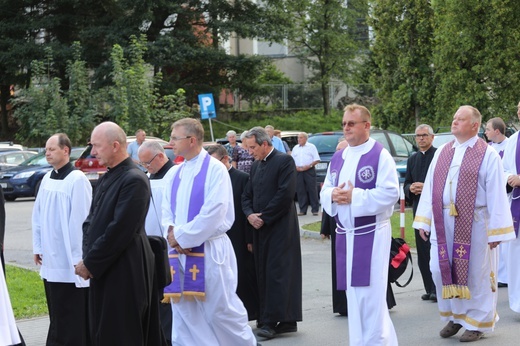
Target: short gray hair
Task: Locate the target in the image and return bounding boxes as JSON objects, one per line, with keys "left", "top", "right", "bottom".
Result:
{"left": 226, "top": 130, "right": 236, "bottom": 137}
{"left": 138, "top": 141, "right": 165, "bottom": 155}
{"left": 415, "top": 124, "right": 434, "bottom": 135}
{"left": 245, "top": 127, "right": 272, "bottom": 146}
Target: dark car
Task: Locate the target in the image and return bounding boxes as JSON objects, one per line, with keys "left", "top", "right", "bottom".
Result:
{"left": 308, "top": 130, "right": 417, "bottom": 190}
{"left": 0, "top": 147, "right": 84, "bottom": 201}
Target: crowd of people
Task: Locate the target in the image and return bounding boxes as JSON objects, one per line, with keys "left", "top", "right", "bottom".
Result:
{"left": 2, "top": 101, "right": 520, "bottom": 345}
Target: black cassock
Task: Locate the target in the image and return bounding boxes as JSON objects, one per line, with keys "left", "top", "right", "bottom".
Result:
{"left": 82, "top": 158, "right": 165, "bottom": 345}
{"left": 242, "top": 149, "right": 302, "bottom": 325}
{"left": 228, "top": 167, "right": 259, "bottom": 321}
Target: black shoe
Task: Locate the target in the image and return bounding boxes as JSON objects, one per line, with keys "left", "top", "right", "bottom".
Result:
{"left": 498, "top": 282, "right": 508, "bottom": 288}
{"left": 297, "top": 212, "right": 306, "bottom": 216}
{"left": 429, "top": 293, "right": 437, "bottom": 302}
{"left": 257, "top": 325, "right": 276, "bottom": 339}
{"left": 275, "top": 322, "right": 297, "bottom": 334}
{"left": 421, "top": 293, "right": 430, "bottom": 301}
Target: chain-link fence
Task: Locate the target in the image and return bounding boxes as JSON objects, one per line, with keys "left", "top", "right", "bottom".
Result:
{"left": 230, "top": 82, "right": 366, "bottom": 111}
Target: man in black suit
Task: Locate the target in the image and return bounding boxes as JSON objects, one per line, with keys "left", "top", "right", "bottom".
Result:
{"left": 207, "top": 144, "right": 259, "bottom": 321}
{"left": 242, "top": 127, "right": 302, "bottom": 340}
{"left": 404, "top": 124, "right": 437, "bottom": 302}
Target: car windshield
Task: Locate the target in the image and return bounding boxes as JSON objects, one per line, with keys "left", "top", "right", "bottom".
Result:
{"left": 308, "top": 135, "right": 342, "bottom": 154}
{"left": 432, "top": 133, "right": 455, "bottom": 148}
{"left": 19, "top": 148, "right": 83, "bottom": 166}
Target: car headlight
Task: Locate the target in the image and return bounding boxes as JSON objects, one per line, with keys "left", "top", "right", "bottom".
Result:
{"left": 13, "top": 171, "right": 36, "bottom": 179}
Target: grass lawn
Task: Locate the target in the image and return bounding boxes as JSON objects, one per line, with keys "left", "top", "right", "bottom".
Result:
{"left": 5, "top": 265, "right": 48, "bottom": 319}
{"left": 302, "top": 209, "right": 416, "bottom": 247}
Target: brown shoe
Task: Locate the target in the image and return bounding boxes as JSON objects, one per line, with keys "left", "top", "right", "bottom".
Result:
{"left": 460, "top": 330, "right": 483, "bottom": 342}
{"left": 439, "top": 321, "right": 463, "bottom": 338}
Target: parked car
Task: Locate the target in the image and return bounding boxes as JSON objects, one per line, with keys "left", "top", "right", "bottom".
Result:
{"left": 308, "top": 130, "right": 417, "bottom": 190}
{"left": 0, "top": 151, "right": 38, "bottom": 171}
{"left": 75, "top": 138, "right": 178, "bottom": 187}
{"left": 0, "top": 142, "right": 24, "bottom": 152}
{"left": 0, "top": 147, "right": 84, "bottom": 201}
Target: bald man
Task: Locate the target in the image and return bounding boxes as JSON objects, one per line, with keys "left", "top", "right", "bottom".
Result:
{"left": 75, "top": 122, "right": 165, "bottom": 345}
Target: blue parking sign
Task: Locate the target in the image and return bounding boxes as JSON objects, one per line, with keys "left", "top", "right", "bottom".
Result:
{"left": 198, "top": 94, "right": 216, "bottom": 119}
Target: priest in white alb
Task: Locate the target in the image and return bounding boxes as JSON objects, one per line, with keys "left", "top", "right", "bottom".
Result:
{"left": 413, "top": 105, "right": 514, "bottom": 342}
{"left": 502, "top": 101, "right": 520, "bottom": 314}
{"left": 161, "top": 118, "right": 256, "bottom": 345}
{"left": 320, "top": 104, "right": 399, "bottom": 346}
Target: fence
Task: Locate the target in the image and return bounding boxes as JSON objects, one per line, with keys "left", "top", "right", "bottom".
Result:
{"left": 227, "top": 82, "right": 366, "bottom": 111}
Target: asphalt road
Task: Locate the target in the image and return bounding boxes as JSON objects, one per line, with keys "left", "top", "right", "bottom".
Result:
{"left": 4, "top": 199, "right": 520, "bottom": 345}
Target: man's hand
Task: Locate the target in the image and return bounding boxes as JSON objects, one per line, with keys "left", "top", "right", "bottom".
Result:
{"left": 167, "top": 226, "right": 191, "bottom": 254}
{"left": 75, "top": 260, "right": 93, "bottom": 280}
{"left": 247, "top": 243, "right": 253, "bottom": 253}
{"left": 410, "top": 182, "right": 424, "bottom": 195}
{"left": 34, "top": 254, "right": 42, "bottom": 265}
{"left": 332, "top": 181, "right": 354, "bottom": 205}
{"left": 419, "top": 229, "right": 429, "bottom": 241}
{"left": 508, "top": 175, "right": 520, "bottom": 188}
{"left": 489, "top": 241, "right": 500, "bottom": 249}
{"left": 321, "top": 234, "right": 330, "bottom": 240}
{"left": 247, "top": 213, "right": 264, "bottom": 229}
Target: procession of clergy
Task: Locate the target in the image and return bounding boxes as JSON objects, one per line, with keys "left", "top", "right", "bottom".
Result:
{"left": 4, "top": 102, "right": 520, "bottom": 345}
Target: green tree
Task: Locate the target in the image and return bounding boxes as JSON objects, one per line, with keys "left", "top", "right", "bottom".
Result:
{"left": 14, "top": 60, "right": 70, "bottom": 146}
{"left": 264, "top": 0, "right": 368, "bottom": 115}
{"left": 0, "top": 1, "right": 42, "bottom": 137}
{"left": 369, "top": 0, "right": 435, "bottom": 132}
{"left": 432, "top": 0, "right": 520, "bottom": 124}
{"left": 67, "top": 42, "right": 96, "bottom": 144}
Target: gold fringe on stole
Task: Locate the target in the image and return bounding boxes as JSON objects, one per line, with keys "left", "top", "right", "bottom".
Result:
{"left": 162, "top": 293, "right": 182, "bottom": 304}
{"left": 183, "top": 291, "right": 206, "bottom": 302}
{"left": 442, "top": 285, "right": 471, "bottom": 300}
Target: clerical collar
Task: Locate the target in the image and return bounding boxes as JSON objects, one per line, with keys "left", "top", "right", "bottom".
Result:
{"left": 50, "top": 162, "right": 74, "bottom": 180}
{"left": 263, "top": 147, "right": 275, "bottom": 161}
{"left": 150, "top": 160, "right": 174, "bottom": 180}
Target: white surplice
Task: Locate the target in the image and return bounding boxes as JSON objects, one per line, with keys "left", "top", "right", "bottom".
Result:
{"left": 0, "top": 264, "right": 21, "bottom": 346}
{"left": 32, "top": 170, "right": 92, "bottom": 287}
{"left": 145, "top": 166, "right": 176, "bottom": 237}
{"left": 161, "top": 150, "right": 255, "bottom": 346}
{"left": 502, "top": 132, "right": 520, "bottom": 312}
{"left": 413, "top": 136, "right": 514, "bottom": 332}
{"left": 320, "top": 138, "right": 399, "bottom": 346}
{"left": 490, "top": 138, "right": 510, "bottom": 285}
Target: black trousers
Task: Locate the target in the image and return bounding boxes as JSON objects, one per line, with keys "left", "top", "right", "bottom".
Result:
{"left": 296, "top": 168, "right": 319, "bottom": 214}
{"left": 43, "top": 280, "right": 89, "bottom": 346}
{"left": 414, "top": 228, "right": 435, "bottom": 294}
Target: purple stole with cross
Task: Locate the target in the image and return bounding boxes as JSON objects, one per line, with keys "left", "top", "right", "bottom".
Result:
{"left": 511, "top": 136, "right": 520, "bottom": 236}
{"left": 163, "top": 153, "right": 210, "bottom": 303}
{"left": 329, "top": 141, "right": 383, "bottom": 289}
{"left": 432, "top": 138, "right": 487, "bottom": 300}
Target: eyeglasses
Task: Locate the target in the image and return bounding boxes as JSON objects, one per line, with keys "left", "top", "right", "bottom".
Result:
{"left": 170, "top": 136, "right": 192, "bottom": 141}
{"left": 415, "top": 134, "right": 432, "bottom": 138}
{"left": 342, "top": 120, "right": 367, "bottom": 128}
{"left": 139, "top": 153, "right": 159, "bottom": 167}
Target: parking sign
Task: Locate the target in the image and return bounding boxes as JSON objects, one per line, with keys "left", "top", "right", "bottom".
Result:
{"left": 198, "top": 94, "right": 216, "bottom": 120}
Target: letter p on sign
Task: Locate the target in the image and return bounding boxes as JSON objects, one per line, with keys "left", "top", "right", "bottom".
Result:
{"left": 198, "top": 93, "right": 216, "bottom": 119}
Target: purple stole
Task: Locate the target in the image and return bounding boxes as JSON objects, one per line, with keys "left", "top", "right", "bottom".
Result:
{"left": 511, "top": 136, "right": 520, "bottom": 236}
{"left": 432, "top": 138, "right": 487, "bottom": 299}
{"left": 163, "top": 153, "right": 210, "bottom": 303}
{"left": 329, "top": 141, "right": 383, "bottom": 288}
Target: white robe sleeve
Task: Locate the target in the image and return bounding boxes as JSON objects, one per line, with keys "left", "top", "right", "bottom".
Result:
{"left": 350, "top": 150, "right": 399, "bottom": 218}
